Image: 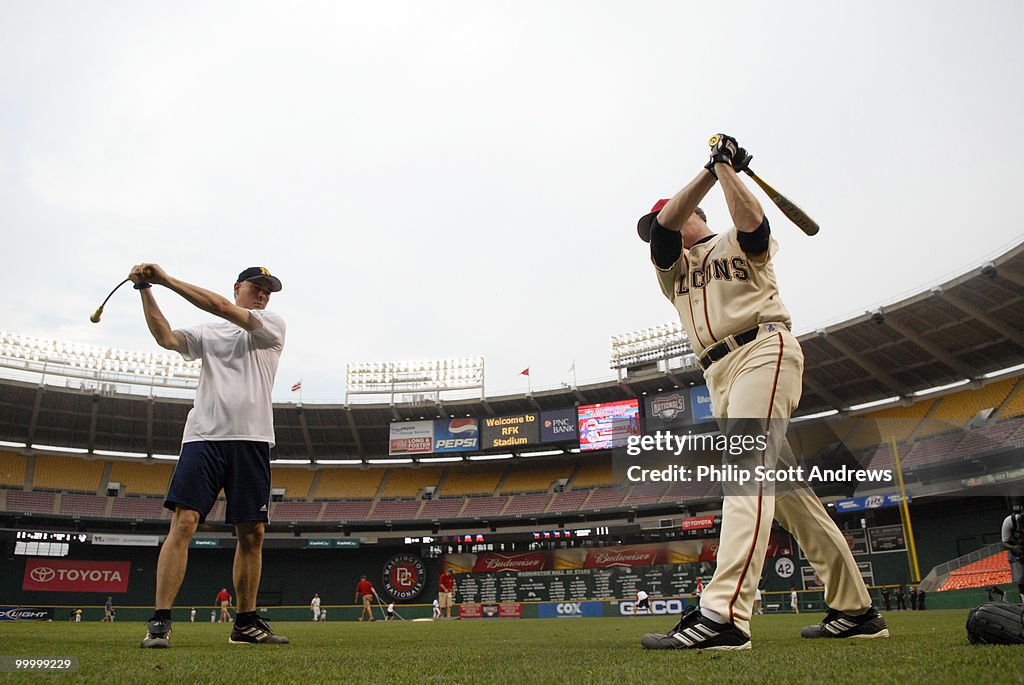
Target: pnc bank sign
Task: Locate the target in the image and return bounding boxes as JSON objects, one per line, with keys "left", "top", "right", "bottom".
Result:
{"left": 22, "top": 559, "right": 130, "bottom": 593}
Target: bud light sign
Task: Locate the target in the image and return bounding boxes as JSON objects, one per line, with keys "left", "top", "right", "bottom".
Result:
{"left": 0, "top": 606, "right": 54, "bottom": 621}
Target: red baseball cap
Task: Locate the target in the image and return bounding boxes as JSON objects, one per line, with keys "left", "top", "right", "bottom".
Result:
{"left": 637, "top": 199, "right": 670, "bottom": 243}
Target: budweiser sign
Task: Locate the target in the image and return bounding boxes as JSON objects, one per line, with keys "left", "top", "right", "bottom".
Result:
{"left": 473, "top": 553, "right": 547, "bottom": 573}
{"left": 22, "top": 559, "right": 130, "bottom": 593}
{"left": 585, "top": 550, "right": 658, "bottom": 567}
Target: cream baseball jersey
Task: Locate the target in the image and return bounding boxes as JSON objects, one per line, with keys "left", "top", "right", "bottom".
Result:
{"left": 654, "top": 227, "right": 792, "bottom": 357}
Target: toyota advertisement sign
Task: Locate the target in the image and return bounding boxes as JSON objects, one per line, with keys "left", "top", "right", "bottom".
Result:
{"left": 22, "top": 559, "right": 130, "bottom": 593}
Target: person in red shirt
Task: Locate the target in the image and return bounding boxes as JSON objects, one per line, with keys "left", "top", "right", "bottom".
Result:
{"left": 354, "top": 576, "right": 381, "bottom": 622}
{"left": 438, "top": 569, "right": 455, "bottom": 619}
{"left": 216, "top": 588, "right": 232, "bottom": 623}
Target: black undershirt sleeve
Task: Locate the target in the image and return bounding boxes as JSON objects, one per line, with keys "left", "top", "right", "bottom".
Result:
{"left": 650, "top": 219, "right": 683, "bottom": 269}
{"left": 736, "top": 216, "right": 771, "bottom": 255}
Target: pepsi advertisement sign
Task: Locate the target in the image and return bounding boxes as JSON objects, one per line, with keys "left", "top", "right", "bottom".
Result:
{"left": 433, "top": 418, "right": 479, "bottom": 453}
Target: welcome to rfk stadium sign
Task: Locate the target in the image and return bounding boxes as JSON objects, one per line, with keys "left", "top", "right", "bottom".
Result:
{"left": 22, "top": 559, "right": 130, "bottom": 593}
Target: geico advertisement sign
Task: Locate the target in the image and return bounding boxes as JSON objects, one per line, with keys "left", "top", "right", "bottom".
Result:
{"left": 618, "top": 599, "right": 685, "bottom": 616}
{"left": 22, "top": 559, "right": 130, "bottom": 593}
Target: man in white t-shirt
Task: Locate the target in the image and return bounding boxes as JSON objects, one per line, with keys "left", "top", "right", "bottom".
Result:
{"left": 311, "top": 594, "right": 322, "bottom": 621}
{"left": 133, "top": 264, "right": 289, "bottom": 649}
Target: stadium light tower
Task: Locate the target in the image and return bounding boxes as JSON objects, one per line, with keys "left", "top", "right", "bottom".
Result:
{"left": 345, "top": 357, "right": 485, "bottom": 404}
{"left": 0, "top": 330, "right": 201, "bottom": 394}
{"left": 609, "top": 322, "right": 696, "bottom": 373}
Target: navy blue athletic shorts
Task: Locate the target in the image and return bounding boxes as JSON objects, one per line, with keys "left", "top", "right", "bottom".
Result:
{"left": 164, "top": 441, "right": 271, "bottom": 524}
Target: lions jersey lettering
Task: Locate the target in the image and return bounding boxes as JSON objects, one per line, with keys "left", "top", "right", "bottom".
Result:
{"left": 682, "top": 257, "right": 751, "bottom": 293}
{"left": 655, "top": 228, "right": 792, "bottom": 356}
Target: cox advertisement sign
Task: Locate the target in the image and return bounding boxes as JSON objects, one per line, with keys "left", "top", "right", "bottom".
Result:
{"left": 537, "top": 601, "right": 604, "bottom": 618}
{"left": 618, "top": 598, "right": 687, "bottom": 616}
{"left": 22, "top": 559, "right": 130, "bottom": 593}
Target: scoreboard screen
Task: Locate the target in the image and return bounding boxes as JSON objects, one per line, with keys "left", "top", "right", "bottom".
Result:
{"left": 577, "top": 399, "right": 640, "bottom": 451}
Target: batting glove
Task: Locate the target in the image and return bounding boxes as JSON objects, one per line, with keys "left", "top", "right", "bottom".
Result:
{"left": 704, "top": 133, "right": 738, "bottom": 178}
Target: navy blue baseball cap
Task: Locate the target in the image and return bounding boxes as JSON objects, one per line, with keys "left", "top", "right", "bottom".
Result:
{"left": 236, "top": 266, "right": 282, "bottom": 292}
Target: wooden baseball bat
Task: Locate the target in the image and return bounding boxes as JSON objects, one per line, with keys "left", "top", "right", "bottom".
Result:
{"left": 707, "top": 134, "right": 819, "bottom": 236}
{"left": 743, "top": 167, "right": 820, "bottom": 236}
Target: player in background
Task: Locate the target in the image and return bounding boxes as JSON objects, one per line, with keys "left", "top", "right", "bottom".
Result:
{"left": 1002, "top": 506, "right": 1024, "bottom": 602}
{"left": 433, "top": 598, "right": 441, "bottom": 620}
{"left": 637, "top": 135, "right": 886, "bottom": 650}
{"left": 217, "top": 588, "right": 233, "bottom": 623}
{"left": 355, "top": 576, "right": 381, "bottom": 622}
{"left": 190, "top": 608, "right": 196, "bottom": 623}
{"left": 438, "top": 569, "right": 456, "bottom": 619}
{"left": 753, "top": 588, "right": 764, "bottom": 615}
{"left": 102, "top": 597, "right": 114, "bottom": 622}
{"left": 134, "top": 264, "right": 288, "bottom": 648}
{"left": 633, "top": 589, "right": 651, "bottom": 616}
{"left": 385, "top": 602, "right": 396, "bottom": 621}
{"left": 310, "top": 593, "right": 321, "bottom": 622}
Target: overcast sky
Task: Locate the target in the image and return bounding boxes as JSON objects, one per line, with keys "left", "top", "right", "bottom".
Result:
{"left": 2, "top": 1, "right": 1022, "bottom": 401}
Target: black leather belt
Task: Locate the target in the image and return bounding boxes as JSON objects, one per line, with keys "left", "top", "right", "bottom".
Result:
{"left": 698, "top": 327, "right": 760, "bottom": 370}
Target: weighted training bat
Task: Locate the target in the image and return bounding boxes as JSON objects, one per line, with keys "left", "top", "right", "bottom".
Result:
{"left": 708, "top": 134, "right": 820, "bottom": 236}
{"left": 90, "top": 267, "right": 152, "bottom": 323}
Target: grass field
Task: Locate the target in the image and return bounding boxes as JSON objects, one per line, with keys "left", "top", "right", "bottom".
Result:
{"left": 2, "top": 610, "right": 1024, "bottom": 684}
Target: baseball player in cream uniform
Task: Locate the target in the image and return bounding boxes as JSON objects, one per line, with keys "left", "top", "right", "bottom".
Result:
{"left": 638, "top": 135, "right": 887, "bottom": 650}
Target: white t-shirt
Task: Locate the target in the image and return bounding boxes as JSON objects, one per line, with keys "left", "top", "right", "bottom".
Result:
{"left": 636, "top": 590, "right": 649, "bottom": 601}
{"left": 177, "top": 310, "right": 285, "bottom": 446}
{"left": 755, "top": 589, "right": 762, "bottom": 600}
{"left": 387, "top": 603, "right": 395, "bottom": 612}
{"left": 311, "top": 596, "right": 321, "bottom": 609}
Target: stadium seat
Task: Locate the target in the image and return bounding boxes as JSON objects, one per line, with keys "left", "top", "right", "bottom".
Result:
{"left": 438, "top": 464, "right": 506, "bottom": 497}
{"left": 379, "top": 467, "right": 443, "bottom": 499}
{"left": 314, "top": 468, "right": 384, "bottom": 499}
{"left": 270, "top": 467, "right": 316, "bottom": 500}
{"left": 570, "top": 453, "right": 614, "bottom": 489}
{"left": 938, "top": 552, "right": 1012, "bottom": 591}
{"left": 0, "top": 451, "right": 27, "bottom": 488}
{"left": 33, "top": 455, "right": 104, "bottom": 494}
{"left": 844, "top": 401, "right": 933, "bottom": 450}
{"left": 417, "top": 497, "right": 467, "bottom": 520}
{"left": 500, "top": 462, "right": 573, "bottom": 495}
{"left": 108, "top": 460, "right": 174, "bottom": 497}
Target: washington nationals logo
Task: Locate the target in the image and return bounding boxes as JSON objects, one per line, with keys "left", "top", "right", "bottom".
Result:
{"left": 381, "top": 554, "right": 426, "bottom": 601}
{"left": 29, "top": 567, "right": 55, "bottom": 583}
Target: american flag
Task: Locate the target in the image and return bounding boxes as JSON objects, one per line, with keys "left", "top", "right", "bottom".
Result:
{"left": 291, "top": 381, "right": 302, "bottom": 392}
